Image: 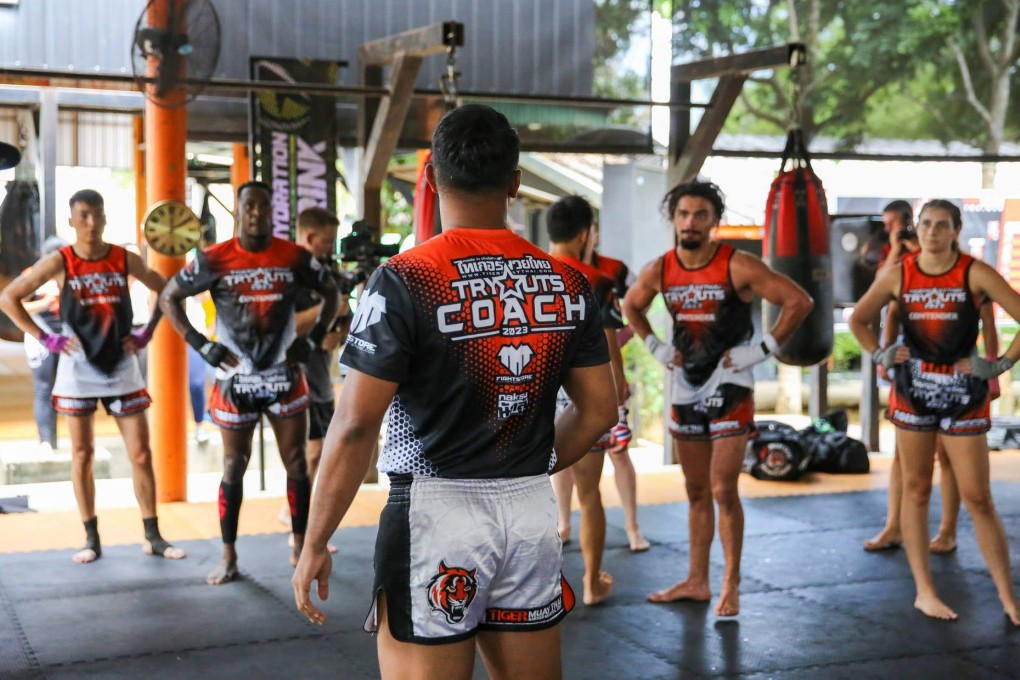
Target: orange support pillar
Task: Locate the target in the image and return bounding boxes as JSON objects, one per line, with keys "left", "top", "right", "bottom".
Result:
{"left": 133, "top": 116, "right": 146, "bottom": 247}
{"left": 231, "top": 143, "right": 250, "bottom": 191}
{"left": 145, "top": 0, "right": 188, "bottom": 502}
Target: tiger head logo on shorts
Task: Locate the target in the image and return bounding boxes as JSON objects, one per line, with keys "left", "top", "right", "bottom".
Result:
{"left": 426, "top": 561, "right": 478, "bottom": 624}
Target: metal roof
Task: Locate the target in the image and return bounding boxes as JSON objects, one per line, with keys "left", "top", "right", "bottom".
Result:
{"left": 0, "top": 0, "right": 595, "bottom": 96}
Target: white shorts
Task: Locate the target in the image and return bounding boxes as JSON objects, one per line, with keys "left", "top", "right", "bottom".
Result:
{"left": 52, "top": 343, "right": 145, "bottom": 399}
{"left": 365, "top": 474, "right": 574, "bottom": 644}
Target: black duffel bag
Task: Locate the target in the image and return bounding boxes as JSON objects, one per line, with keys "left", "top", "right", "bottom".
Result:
{"left": 744, "top": 421, "right": 810, "bottom": 481}
{"left": 800, "top": 410, "right": 869, "bottom": 474}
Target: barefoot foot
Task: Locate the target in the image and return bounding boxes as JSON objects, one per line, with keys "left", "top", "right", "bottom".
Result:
{"left": 583, "top": 571, "right": 614, "bottom": 605}
{"left": 914, "top": 593, "right": 957, "bottom": 621}
{"left": 143, "top": 540, "right": 187, "bottom": 560}
{"left": 1004, "top": 604, "right": 1020, "bottom": 627}
{"left": 626, "top": 528, "right": 650, "bottom": 553}
{"left": 647, "top": 579, "right": 711, "bottom": 603}
{"left": 71, "top": 548, "right": 100, "bottom": 564}
{"left": 863, "top": 528, "right": 902, "bottom": 552}
{"left": 929, "top": 533, "right": 957, "bottom": 555}
{"left": 715, "top": 584, "right": 740, "bottom": 617}
{"left": 206, "top": 556, "right": 239, "bottom": 585}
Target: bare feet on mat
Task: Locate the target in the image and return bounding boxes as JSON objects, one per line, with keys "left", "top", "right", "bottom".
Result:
{"left": 715, "top": 583, "right": 740, "bottom": 617}
{"left": 143, "top": 540, "right": 186, "bottom": 560}
{"left": 647, "top": 579, "right": 711, "bottom": 603}
{"left": 914, "top": 593, "right": 957, "bottom": 621}
{"left": 863, "top": 528, "right": 902, "bottom": 552}
{"left": 929, "top": 533, "right": 957, "bottom": 555}
{"left": 583, "top": 571, "right": 614, "bottom": 605}
{"left": 626, "top": 528, "right": 650, "bottom": 553}
{"left": 71, "top": 548, "right": 99, "bottom": 564}
{"left": 206, "top": 556, "right": 239, "bottom": 585}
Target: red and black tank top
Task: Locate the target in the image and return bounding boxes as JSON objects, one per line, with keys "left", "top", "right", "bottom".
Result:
{"left": 59, "top": 244, "right": 132, "bottom": 374}
{"left": 557, "top": 256, "right": 623, "bottom": 330}
{"left": 898, "top": 251, "right": 980, "bottom": 364}
{"left": 661, "top": 243, "right": 752, "bottom": 386}
{"left": 591, "top": 253, "right": 631, "bottom": 301}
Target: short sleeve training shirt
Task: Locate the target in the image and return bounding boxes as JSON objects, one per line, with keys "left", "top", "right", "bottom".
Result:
{"left": 340, "top": 227, "right": 609, "bottom": 479}
{"left": 173, "top": 237, "right": 326, "bottom": 372}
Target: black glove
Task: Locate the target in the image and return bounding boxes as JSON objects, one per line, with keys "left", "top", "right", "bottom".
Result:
{"left": 186, "top": 330, "right": 230, "bottom": 368}
{"left": 286, "top": 323, "right": 327, "bottom": 364}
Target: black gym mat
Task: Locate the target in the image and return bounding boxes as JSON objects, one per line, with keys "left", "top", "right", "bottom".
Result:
{"left": 1, "top": 486, "right": 1019, "bottom": 679}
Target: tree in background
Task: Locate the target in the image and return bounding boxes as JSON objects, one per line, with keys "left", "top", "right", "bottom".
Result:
{"left": 668, "top": 0, "right": 1018, "bottom": 178}
{"left": 911, "top": 0, "right": 1019, "bottom": 188}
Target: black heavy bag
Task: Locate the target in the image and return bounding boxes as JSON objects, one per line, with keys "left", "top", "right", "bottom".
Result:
{"left": 0, "top": 180, "right": 40, "bottom": 341}
{"left": 743, "top": 421, "right": 809, "bottom": 482}
{"left": 763, "top": 128, "right": 833, "bottom": 366}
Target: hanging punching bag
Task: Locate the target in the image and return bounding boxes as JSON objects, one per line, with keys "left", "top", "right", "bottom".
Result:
{"left": 763, "top": 128, "right": 833, "bottom": 366}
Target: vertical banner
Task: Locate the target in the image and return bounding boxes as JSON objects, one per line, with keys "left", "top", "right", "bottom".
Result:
{"left": 250, "top": 58, "right": 338, "bottom": 240}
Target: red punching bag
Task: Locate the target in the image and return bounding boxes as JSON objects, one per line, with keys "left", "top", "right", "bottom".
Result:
{"left": 413, "top": 150, "right": 438, "bottom": 244}
{"left": 763, "top": 128, "right": 833, "bottom": 366}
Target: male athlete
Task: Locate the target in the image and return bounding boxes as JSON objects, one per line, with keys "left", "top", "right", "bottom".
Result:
{"left": 585, "top": 219, "right": 649, "bottom": 552}
{"left": 293, "top": 105, "right": 617, "bottom": 680}
{"left": 547, "top": 195, "right": 628, "bottom": 605}
{"left": 623, "top": 181, "right": 812, "bottom": 616}
{"left": 159, "top": 181, "right": 340, "bottom": 585}
{"left": 0, "top": 189, "right": 185, "bottom": 563}
{"left": 276, "top": 206, "right": 350, "bottom": 552}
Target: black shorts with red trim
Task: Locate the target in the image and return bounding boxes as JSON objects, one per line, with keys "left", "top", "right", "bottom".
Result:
{"left": 209, "top": 364, "right": 310, "bottom": 429}
{"left": 887, "top": 359, "right": 990, "bottom": 435}
{"left": 670, "top": 384, "right": 755, "bottom": 441}
{"left": 53, "top": 389, "right": 152, "bottom": 417}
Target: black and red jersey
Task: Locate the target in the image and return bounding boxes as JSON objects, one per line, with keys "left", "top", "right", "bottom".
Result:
{"left": 340, "top": 227, "right": 609, "bottom": 479}
{"left": 898, "top": 251, "right": 980, "bottom": 364}
{"left": 591, "top": 252, "right": 633, "bottom": 302}
{"left": 60, "top": 244, "right": 132, "bottom": 375}
{"left": 174, "top": 237, "right": 326, "bottom": 371}
{"left": 661, "top": 243, "right": 753, "bottom": 387}
{"left": 557, "top": 256, "right": 622, "bottom": 330}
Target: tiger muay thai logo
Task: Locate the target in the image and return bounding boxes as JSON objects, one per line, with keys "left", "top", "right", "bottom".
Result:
{"left": 426, "top": 561, "right": 478, "bottom": 624}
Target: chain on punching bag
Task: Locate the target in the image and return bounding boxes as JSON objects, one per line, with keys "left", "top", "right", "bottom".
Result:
{"left": 762, "top": 127, "right": 834, "bottom": 366}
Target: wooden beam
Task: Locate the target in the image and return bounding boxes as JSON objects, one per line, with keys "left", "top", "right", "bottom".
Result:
{"left": 361, "top": 52, "right": 423, "bottom": 226}
{"left": 672, "top": 43, "right": 805, "bottom": 83}
{"left": 669, "top": 75, "right": 746, "bottom": 186}
{"left": 359, "top": 21, "right": 463, "bottom": 66}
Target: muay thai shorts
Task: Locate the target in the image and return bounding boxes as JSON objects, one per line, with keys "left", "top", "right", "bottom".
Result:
{"left": 208, "top": 363, "right": 310, "bottom": 429}
{"left": 887, "top": 358, "right": 990, "bottom": 435}
{"left": 670, "top": 383, "right": 755, "bottom": 441}
{"left": 365, "top": 474, "right": 575, "bottom": 644}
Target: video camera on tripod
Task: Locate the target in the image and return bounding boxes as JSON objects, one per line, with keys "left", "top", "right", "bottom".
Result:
{"left": 325, "top": 219, "right": 401, "bottom": 296}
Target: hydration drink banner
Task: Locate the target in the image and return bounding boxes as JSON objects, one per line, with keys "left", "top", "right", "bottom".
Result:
{"left": 249, "top": 58, "right": 339, "bottom": 240}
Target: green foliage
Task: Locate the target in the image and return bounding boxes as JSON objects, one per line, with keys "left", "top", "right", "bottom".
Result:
{"left": 830, "top": 330, "right": 861, "bottom": 373}
{"left": 593, "top": 0, "right": 651, "bottom": 101}
{"left": 380, "top": 179, "right": 412, "bottom": 240}
{"left": 621, "top": 296, "right": 671, "bottom": 444}
{"left": 670, "top": 0, "right": 1019, "bottom": 147}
